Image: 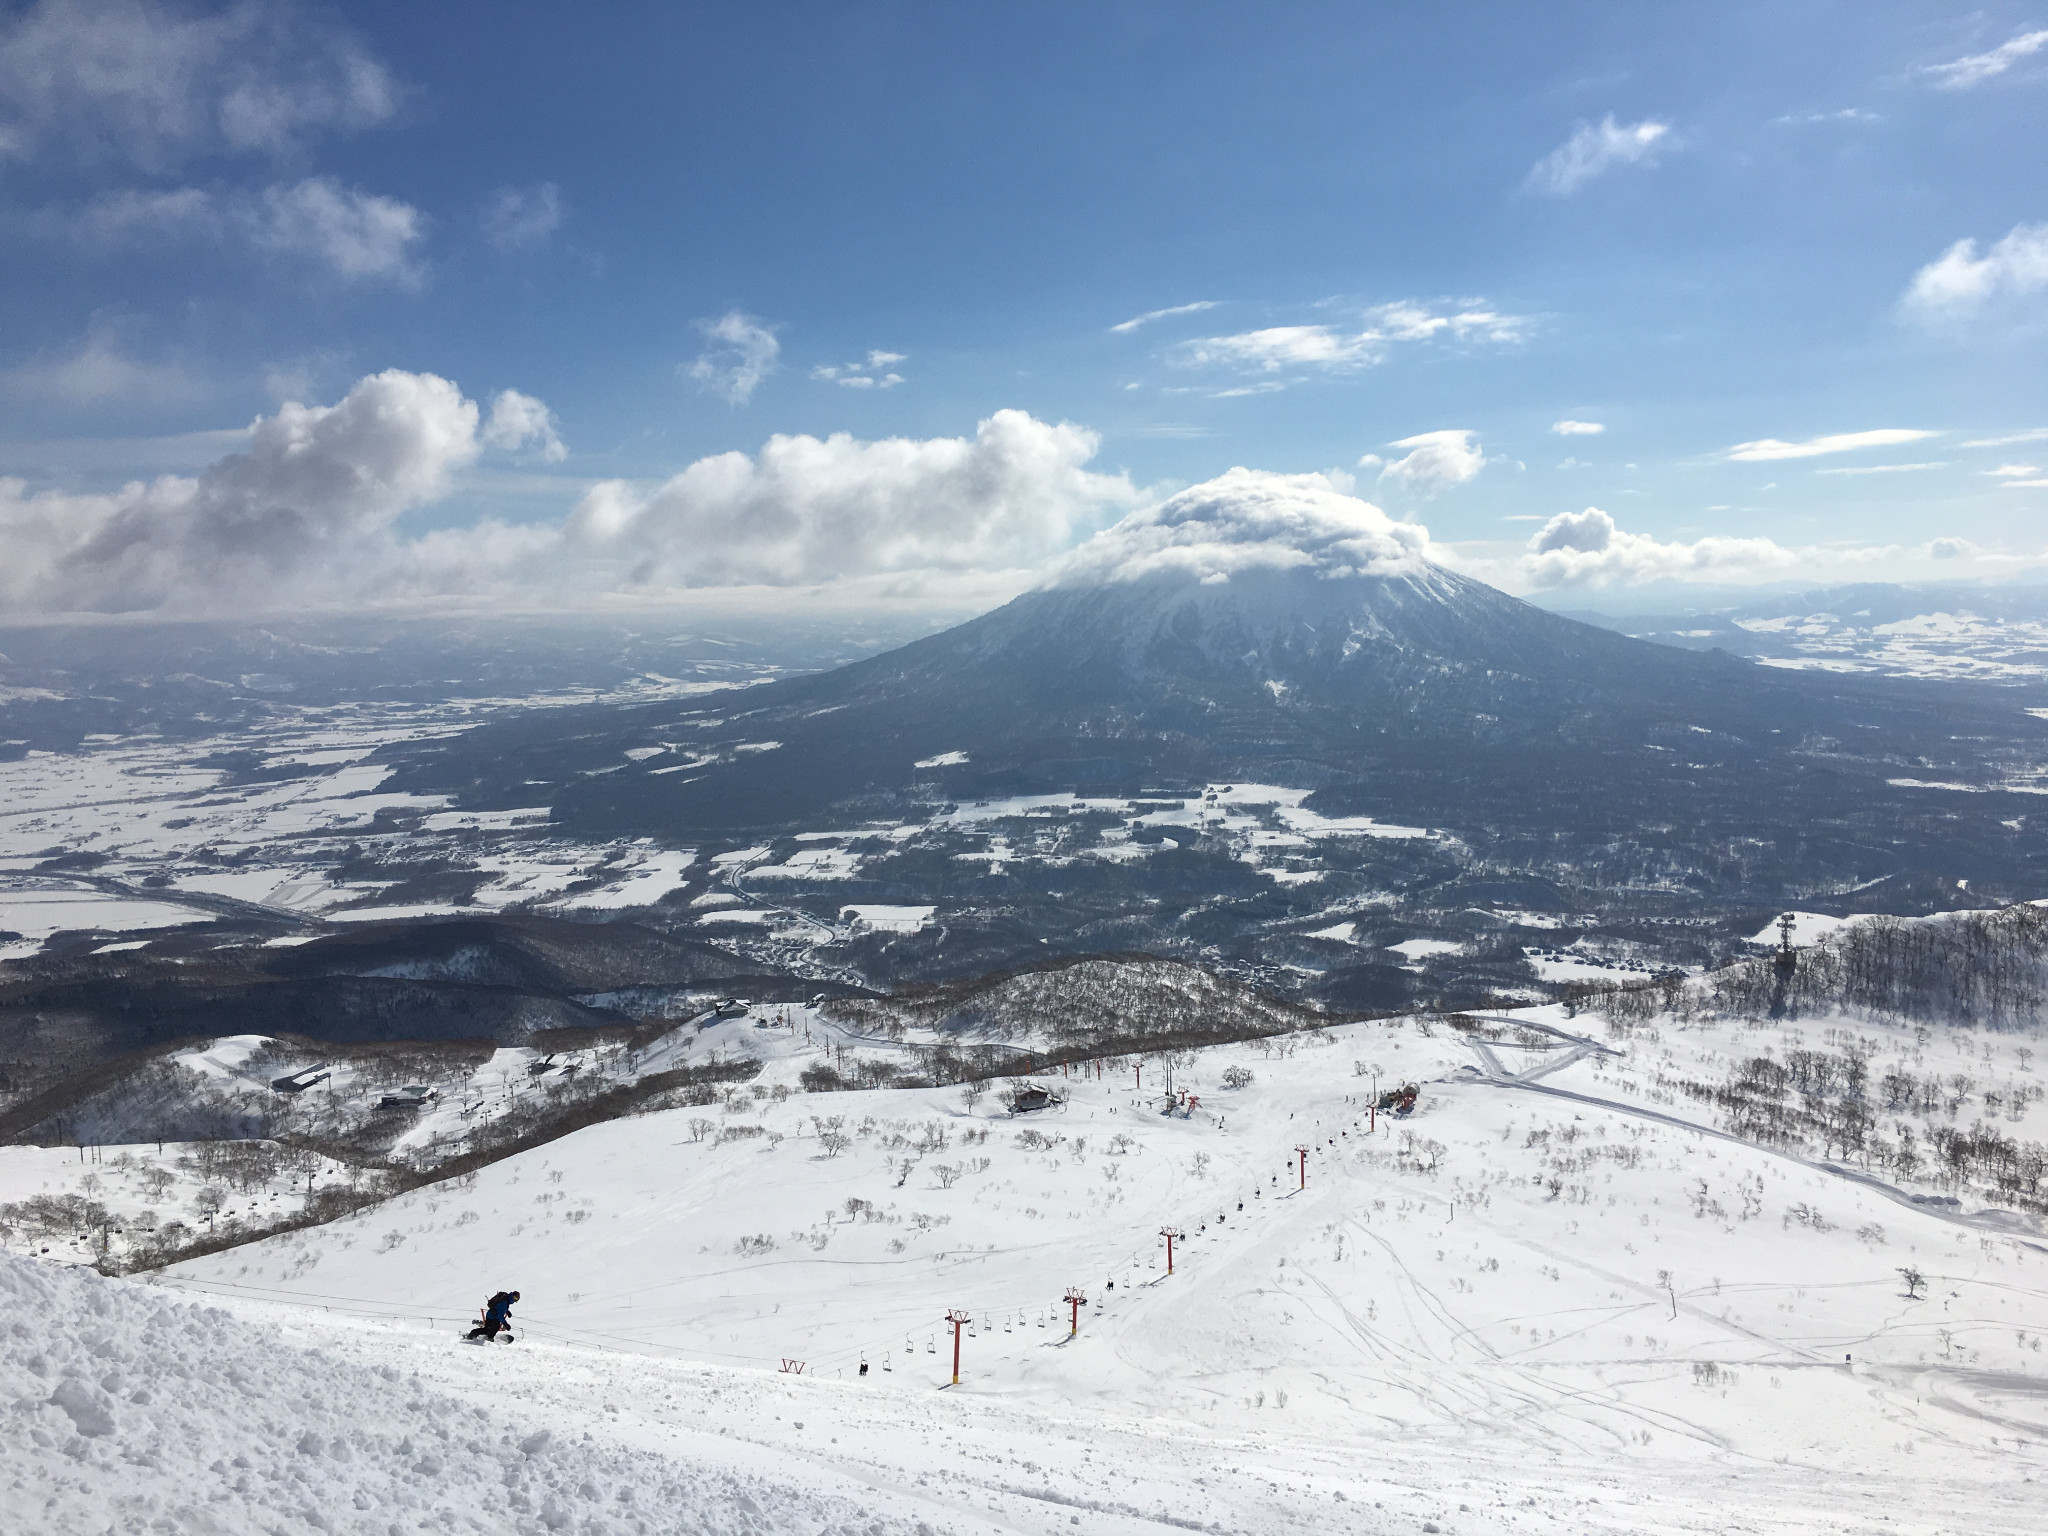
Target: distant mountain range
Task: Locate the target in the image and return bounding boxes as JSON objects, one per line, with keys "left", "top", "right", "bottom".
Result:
{"left": 1563, "top": 581, "right": 2048, "bottom": 687}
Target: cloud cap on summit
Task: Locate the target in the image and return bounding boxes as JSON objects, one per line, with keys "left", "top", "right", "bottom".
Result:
{"left": 1045, "top": 468, "right": 1434, "bottom": 591}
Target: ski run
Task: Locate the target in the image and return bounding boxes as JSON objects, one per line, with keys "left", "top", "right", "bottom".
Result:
{"left": 8, "top": 1002, "right": 2048, "bottom": 1534}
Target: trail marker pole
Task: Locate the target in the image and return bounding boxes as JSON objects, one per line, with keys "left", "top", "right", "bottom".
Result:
{"left": 1066, "top": 1286, "right": 1086, "bottom": 1336}
{"left": 1295, "top": 1144, "right": 1309, "bottom": 1190}
{"left": 1160, "top": 1226, "right": 1182, "bottom": 1275}
{"left": 946, "top": 1308, "right": 971, "bottom": 1384}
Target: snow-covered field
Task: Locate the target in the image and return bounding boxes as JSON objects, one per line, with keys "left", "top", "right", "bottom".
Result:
{"left": 4, "top": 1006, "right": 2026, "bottom": 1532}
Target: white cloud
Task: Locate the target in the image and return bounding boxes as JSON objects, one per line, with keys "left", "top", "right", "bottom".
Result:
{"left": 1524, "top": 115, "right": 1670, "bottom": 196}
{"left": 811, "top": 350, "right": 907, "bottom": 389}
{"left": 1375, "top": 429, "right": 1485, "bottom": 493}
{"left": 2, "top": 395, "right": 1145, "bottom": 616}
{"left": 1520, "top": 507, "right": 1796, "bottom": 588}
{"left": 482, "top": 390, "right": 566, "bottom": 461}
{"left": 1902, "top": 223, "right": 2048, "bottom": 323}
{"left": 246, "top": 177, "right": 424, "bottom": 281}
{"left": 1924, "top": 29, "right": 2048, "bottom": 90}
{"left": 1962, "top": 427, "right": 2048, "bottom": 447}
{"left": 1814, "top": 462, "right": 1947, "bottom": 475}
{"left": 1774, "top": 107, "right": 1879, "bottom": 125}
{"left": 481, "top": 183, "right": 563, "bottom": 251}
{"left": 54, "top": 176, "right": 426, "bottom": 281}
{"left": 1109, "top": 301, "right": 1219, "bottom": 334}
{"left": 0, "top": 0, "right": 395, "bottom": 171}
{"left": 1047, "top": 469, "right": 1430, "bottom": 590}
{"left": 2, "top": 314, "right": 191, "bottom": 405}
{"left": 1184, "top": 302, "right": 1524, "bottom": 381}
{"left": 687, "top": 311, "right": 780, "bottom": 404}
{"left": 1726, "top": 428, "right": 1934, "bottom": 461}
{"left": 1190, "top": 324, "right": 1378, "bottom": 372}
{"left": 570, "top": 411, "right": 1130, "bottom": 588}
{"left": 1550, "top": 419, "right": 1604, "bottom": 436}
{"left": 1, "top": 369, "right": 484, "bottom": 614}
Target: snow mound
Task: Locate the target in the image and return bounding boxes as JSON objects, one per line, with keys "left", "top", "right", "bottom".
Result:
{"left": 0, "top": 1254, "right": 863, "bottom": 1536}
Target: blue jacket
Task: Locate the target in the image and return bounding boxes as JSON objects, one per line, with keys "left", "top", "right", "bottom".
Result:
{"left": 485, "top": 1293, "right": 515, "bottom": 1325}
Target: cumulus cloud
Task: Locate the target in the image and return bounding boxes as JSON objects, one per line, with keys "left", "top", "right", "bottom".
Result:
{"left": 1184, "top": 302, "right": 1524, "bottom": 382}
{"left": 1550, "top": 419, "right": 1604, "bottom": 436}
{"left": 569, "top": 411, "right": 1131, "bottom": 588}
{"left": 1524, "top": 115, "right": 1670, "bottom": 196}
{"left": 0, "top": 392, "right": 1143, "bottom": 616}
{"left": 1902, "top": 223, "right": 2048, "bottom": 324}
{"left": 53, "top": 175, "right": 426, "bottom": 281}
{"left": 0, "top": 0, "right": 395, "bottom": 171}
{"left": 812, "top": 350, "right": 907, "bottom": 389}
{"left": 1109, "top": 301, "right": 1218, "bottom": 334}
{"left": 482, "top": 390, "right": 566, "bottom": 461}
{"left": 1520, "top": 507, "right": 1796, "bottom": 588}
{"left": 1375, "top": 429, "right": 1485, "bottom": 493}
{"left": 2, "top": 370, "right": 483, "bottom": 614}
{"left": 1047, "top": 468, "right": 1431, "bottom": 590}
{"left": 1924, "top": 29, "right": 2048, "bottom": 90}
{"left": 1726, "top": 428, "right": 1934, "bottom": 461}
{"left": 687, "top": 311, "right": 780, "bottom": 404}
{"left": 481, "top": 182, "right": 563, "bottom": 251}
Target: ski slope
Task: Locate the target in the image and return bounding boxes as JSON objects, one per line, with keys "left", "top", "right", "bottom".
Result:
{"left": 86, "top": 1009, "right": 2045, "bottom": 1533}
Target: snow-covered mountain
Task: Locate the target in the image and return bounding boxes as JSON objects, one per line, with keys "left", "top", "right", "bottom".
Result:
{"left": 391, "top": 474, "right": 2048, "bottom": 928}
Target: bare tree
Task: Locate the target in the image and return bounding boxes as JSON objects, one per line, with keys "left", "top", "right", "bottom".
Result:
{"left": 1898, "top": 1265, "right": 1926, "bottom": 1300}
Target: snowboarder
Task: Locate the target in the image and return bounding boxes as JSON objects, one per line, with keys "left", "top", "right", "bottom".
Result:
{"left": 466, "top": 1289, "right": 520, "bottom": 1342}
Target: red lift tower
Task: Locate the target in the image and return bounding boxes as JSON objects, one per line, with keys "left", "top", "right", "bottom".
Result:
{"left": 1065, "top": 1287, "right": 1087, "bottom": 1336}
{"left": 1160, "top": 1226, "right": 1183, "bottom": 1275}
{"left": 945, "top": 1308, "right": 971, "bottom": 1385}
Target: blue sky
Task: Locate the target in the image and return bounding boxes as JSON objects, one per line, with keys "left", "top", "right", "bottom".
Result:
{"left": 4, "top": 1, "right": 2048, "bottom": 617}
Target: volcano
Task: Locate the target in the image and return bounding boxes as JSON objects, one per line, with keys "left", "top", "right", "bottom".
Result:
{"left": 393, "top": 472, "right": 2048, "bottom": 911}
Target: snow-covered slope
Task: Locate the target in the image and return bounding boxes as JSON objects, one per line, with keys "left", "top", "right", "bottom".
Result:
{"left": 86, "top": 1007, "right": 2045, "bottom": 1532}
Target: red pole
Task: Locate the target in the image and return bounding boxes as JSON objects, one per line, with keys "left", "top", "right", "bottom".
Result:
{"left": 1134, "top": 1063, "right": 1141, "bottom": 1089}
{"left": 1160, "top": 1226, "right": 1181, "bottom": 1275}
{"left": 1296, "top": 1144, "right": 1309, "bottom": 1190}
{"left": 946, "top": 1308, "right": 970, "bottom": 1384}
{"left": 1066, "top": 1286, "right": 1086, "bottom": 1336}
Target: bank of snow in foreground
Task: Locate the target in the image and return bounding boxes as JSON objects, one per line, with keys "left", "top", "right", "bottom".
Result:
{"left": 2, "top": 1252, "right": 907, "bottom": 1536}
